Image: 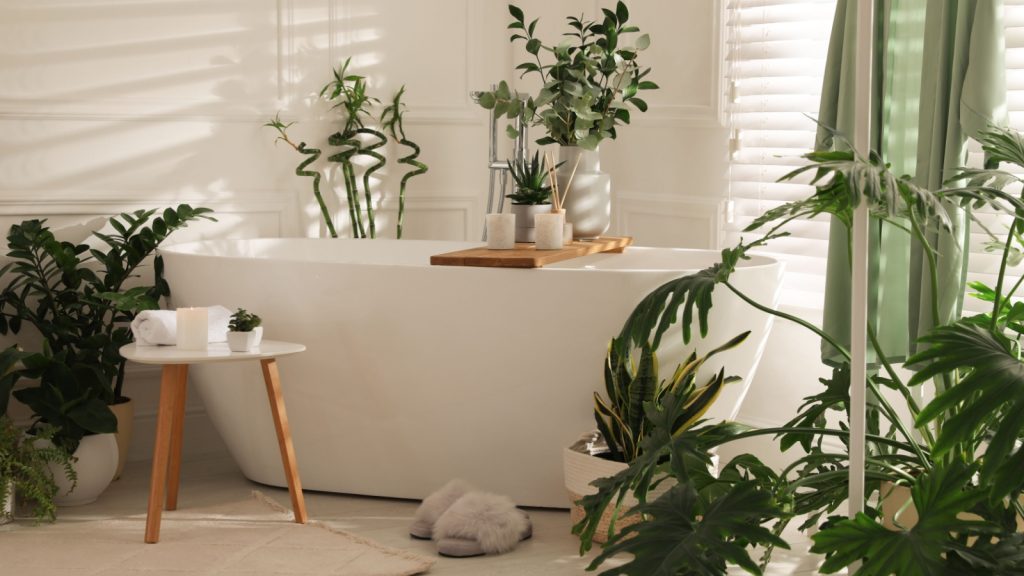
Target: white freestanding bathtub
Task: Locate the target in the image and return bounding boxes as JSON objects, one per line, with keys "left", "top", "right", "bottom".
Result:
{"left": 160, "top": 239, "right": 782, "bottom": 507}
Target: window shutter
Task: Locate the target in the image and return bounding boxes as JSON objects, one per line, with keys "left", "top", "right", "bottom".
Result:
{"left": 725, "top": 0, "right": 837, "bottom": 314}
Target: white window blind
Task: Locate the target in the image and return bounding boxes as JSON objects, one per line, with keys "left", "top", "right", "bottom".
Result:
{"left": 725, "top": 0, "right": 837, "bottom": 313}
{"left": 727, "top": 1, "right": 1024, "bottom": 316}
{"left": 963, "top": 0, "right": 1024, "bottom": 315}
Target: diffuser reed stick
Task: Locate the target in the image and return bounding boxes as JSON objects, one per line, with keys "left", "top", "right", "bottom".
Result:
{"left": 559, "top": 154, "right": 582, "bottom": 210}
{"left": 545, "top": 151, "right": 561, "bottom": 213}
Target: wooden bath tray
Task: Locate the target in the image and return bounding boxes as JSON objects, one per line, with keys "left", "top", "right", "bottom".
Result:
{"left": 430, "top": 236, "right": 633, "bottom": 269}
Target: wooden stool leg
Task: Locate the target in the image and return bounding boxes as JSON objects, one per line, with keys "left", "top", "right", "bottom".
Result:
{"left": 260, "top": 358, "right": 308, "bottom": 524}
{"left": 165, "top": 367, "right": 189, "bottom": 511}
{"left": 146, "top": 364, "right": 188, "bottom": 543}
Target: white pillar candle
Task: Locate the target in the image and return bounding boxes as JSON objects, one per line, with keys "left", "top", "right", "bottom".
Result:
{"left": 486, "top": 213, "right": 515, "bottom": 249}
{"left": 563, "top": 222, "right": 574, "bottom": 246}
{"left": 534, "top": 212, "right": 564, "bottom": 250}
{"left": 176, "top": 307, "right": 209, "bottom": 351}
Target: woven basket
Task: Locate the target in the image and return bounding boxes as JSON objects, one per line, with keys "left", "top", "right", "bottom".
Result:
{"left": 563, "top": 447, "right": 636, "bottom": 543}
{"left": 567, "top": 489, "right": 641, "bottom": 543}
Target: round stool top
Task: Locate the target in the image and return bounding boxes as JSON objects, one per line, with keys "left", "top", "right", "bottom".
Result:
{"left": 120, "top": 341, "right": 305, "bottom": 365}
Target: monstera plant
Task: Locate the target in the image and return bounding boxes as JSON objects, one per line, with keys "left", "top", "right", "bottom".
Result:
{"left": 574, "top": 126, "right": 1024, "bottom": 575}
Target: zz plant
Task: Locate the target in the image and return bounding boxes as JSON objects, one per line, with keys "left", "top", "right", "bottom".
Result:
{"left": 0, "top": 206, "right": 214, "bottom": 452}
{"left": 476, "top": 3, "right": 658, "bottom": 150}
{"left": 575, "top": 125, "right": 1024, "bottom": 575}
{"left": 267, "top": 59, "right": 428, "bottom": 239}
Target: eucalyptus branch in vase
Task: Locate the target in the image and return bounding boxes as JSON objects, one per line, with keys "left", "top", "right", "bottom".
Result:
{"left": 381, "top": 86, "right": 428, "bottom": 239}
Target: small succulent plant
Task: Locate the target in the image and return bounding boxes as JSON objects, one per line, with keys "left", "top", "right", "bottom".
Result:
{"left": 228, "top": 308, "right": 262, "bottom": 332}
{"left": 506, "top": 151, "right": 553, "bottom": 205}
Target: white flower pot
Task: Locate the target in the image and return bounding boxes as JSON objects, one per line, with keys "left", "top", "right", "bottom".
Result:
{"left": 558, "top": 146, "right": 611, "bottom": 240}
{"left": 510, "top": 204, "right": 552, "bottom": 243}
{"left": 227, "top": 326, "right": 263, "bottom": 352}
{"left": 44, "top": 433, "right": 118, "bottom": 507}
{"left": 110, "top": 398, "right": 134, "bottom": 481}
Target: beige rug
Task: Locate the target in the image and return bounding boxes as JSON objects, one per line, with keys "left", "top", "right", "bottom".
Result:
{"left": 0, "top": 491, "right": 434, "bottom": 576}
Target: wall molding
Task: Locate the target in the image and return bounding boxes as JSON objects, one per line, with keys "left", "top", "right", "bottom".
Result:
{"left": 325, "top": 194, "right": 480, "bottom": 241}
{"left": 0, "top": 189, "right": 302, "bottom": 237}
{"left": 614, "top": 192, "right": 724, "bottom": 249}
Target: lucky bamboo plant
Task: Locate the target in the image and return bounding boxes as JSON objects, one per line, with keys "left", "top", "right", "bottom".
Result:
{"left": 267, "top": 60, "right": 428, "bottom": 239}
{"left": 575, "top": 125, "right": 1024, "bottom": 575}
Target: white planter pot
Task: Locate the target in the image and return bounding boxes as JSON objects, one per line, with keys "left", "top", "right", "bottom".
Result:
{"left": 40, "top": 433, "right": 118, "bottom": 507}
{"left": 110, "top": 398, "right": 134, "bottom": 481}
{"left": 510, "top": 204, "right": 552, "bottom": 243}
{"left": 558, "top": 146, "right": 611, "bottom": 239}
{"left": 227, "top": 327, "right": 263, "bottom": 352}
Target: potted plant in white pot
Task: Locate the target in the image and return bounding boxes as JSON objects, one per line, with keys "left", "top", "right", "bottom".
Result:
{"left": 0, "top": 415, "right": 75, "bottom": 523}
{"left": 227, "top": 308, "right": 263, "bottom": 352}
{"left": 0, "top": 206, "right": 214, "bottom": 489}
{"left": 564, "top": 332, "right": 747, "bottom": 543}
{"left": 476, "top": 2, "right": 657, "bottom": 239}
{"left": 507, "top": 151, "right": 554, "bottom": 242}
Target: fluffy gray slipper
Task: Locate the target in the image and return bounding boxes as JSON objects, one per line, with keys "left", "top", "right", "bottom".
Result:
{"left": 409, "top": 479, "right": 476, "bottom": 540}
{"left": 432, "top": 492, "right": 532, "bottom": 558}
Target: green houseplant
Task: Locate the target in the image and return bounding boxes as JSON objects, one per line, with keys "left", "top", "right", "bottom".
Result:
{"left": 477, "top": 2, "right": 658, "bottom": 239}
{"left": 566, "top": 333, "right": 748, "bottom": 544}
{"left": 267, "top": 60, "right": 428, "bottom": 239}
{"left": 507, "top": 151, "right": 553, "bottom": 243}
{"left": 572, "top": 126, "right": 1024, "bottom": 575}
{"left": 0, "top": 206, "right": 213, "bottom": 500}
{"left": 227, "top": 308, "right": 263, "bottom": 353}
{"left": 0, "top": 415, "right": 75, "bottom": 523}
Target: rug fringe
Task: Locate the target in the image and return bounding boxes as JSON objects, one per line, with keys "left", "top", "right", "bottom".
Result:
{"left": 250, "top": 490, "right": 435, "bottom": 575}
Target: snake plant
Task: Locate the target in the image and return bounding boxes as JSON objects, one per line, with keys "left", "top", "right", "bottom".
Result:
{"left": 596, "top": 333, "right": 748, "bottom": 464}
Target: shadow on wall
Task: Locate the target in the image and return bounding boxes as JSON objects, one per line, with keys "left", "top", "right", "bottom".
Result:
{"left": 0, "top": 1, "right": 431, "bottom": 239}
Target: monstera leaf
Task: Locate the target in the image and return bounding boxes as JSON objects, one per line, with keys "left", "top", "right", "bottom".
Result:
{"left": 909, "top": 321, "right": 1024, "bottom": 498}
{"left": 590, "top": 481, "right": 787, "bottom": 576}
{"left": 811, "top": 461, "right": 988, "bottom": 576}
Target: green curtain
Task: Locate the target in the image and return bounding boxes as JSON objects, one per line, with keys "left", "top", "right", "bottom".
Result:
{"left": 817, "top": 0, "right": 1006, "bottom": 366}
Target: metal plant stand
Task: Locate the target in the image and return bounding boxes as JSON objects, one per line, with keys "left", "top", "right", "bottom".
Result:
{"left": 472, "top": 88, "right": 530, "bottom": 240}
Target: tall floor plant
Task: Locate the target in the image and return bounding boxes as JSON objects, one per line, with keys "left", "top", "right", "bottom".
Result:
{"left": 575, "top": 126, "right": 1024, "bottom": 575}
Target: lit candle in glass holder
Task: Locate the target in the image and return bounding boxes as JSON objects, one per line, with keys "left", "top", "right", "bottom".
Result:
{"left": 176, "top": 307, "right": 209, "bottom": 350}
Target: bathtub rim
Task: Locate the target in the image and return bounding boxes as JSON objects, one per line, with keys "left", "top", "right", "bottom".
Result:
{"left": 160, "top": 238, "right": 782, "bottom": 275}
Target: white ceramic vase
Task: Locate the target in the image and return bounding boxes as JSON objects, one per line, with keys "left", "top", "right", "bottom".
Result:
{"left": 558, "top": 146, "right": 611, "bottom": 239}
{"left": 227, "top": 326, "right": 263, "bottom": 352}
{"left": 45, "top": 433, "right": 118, "bottom": 507}
{"left": 510, "top": 204, "right": 552, "bottom": 243}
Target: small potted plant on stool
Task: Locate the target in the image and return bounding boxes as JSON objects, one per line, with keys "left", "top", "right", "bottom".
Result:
{"left": 227, "top": 308, "right": 263, "bottom": 352}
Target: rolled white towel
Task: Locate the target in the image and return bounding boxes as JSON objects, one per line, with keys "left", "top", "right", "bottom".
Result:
{"left": 131, "top": 305, "right": 233, "bottom": 346}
